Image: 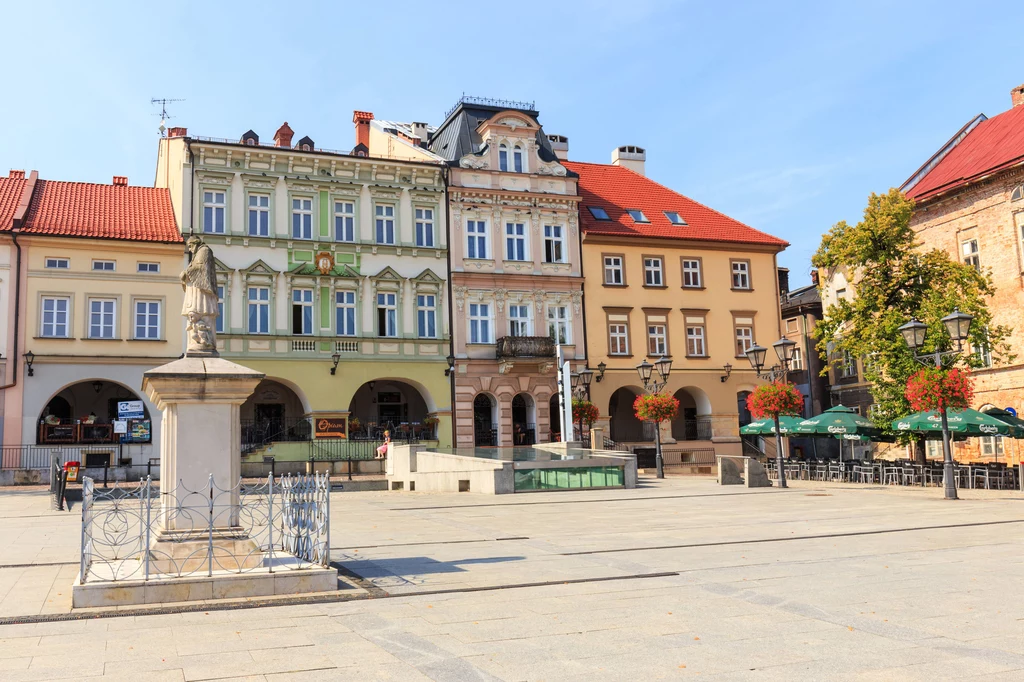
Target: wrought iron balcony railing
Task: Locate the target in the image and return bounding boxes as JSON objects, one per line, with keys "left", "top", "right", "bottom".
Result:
{"left": 495, "top": 336, "right": 556, "bottom": 359}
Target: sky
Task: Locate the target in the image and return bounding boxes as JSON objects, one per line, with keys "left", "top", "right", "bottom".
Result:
{"left": 3, "top": 0, "right": 1022, "bottom": 287}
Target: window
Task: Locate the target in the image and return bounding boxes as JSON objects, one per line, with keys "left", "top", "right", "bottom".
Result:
{"left": 417, "top": 294, "right": 436, "bottom": 338}
{"left": 609, "top": 323, "right": 629, "bottom": 355}
{"left": 686, "top": 325, "right": 706, "bottom": 357}
{"left": 375, "top": 205, "right": 395, "bottom": 245}
{"left": 292, "top": 288, "right": 313, "bottom": 335}
{"left": 589, "top": 206, "right": 611, "bottom": 221}
{"left": 648, "top": 324, "right": 667, "bottom": 356}
{"left": 604, "top": 256, "right": 624, "bottom": 285}
{"left": 216, "top": 285, "right": 225, "bottom": 334}
{"left": 962, "top": 238, "right": 980, "bottom": 270}
{"left": 980, "top": 436, "right": 1004, "bottom": 458}
{"left": 376, "top": 292, "right": 397, "bottom": 337}
{"left": 134, "top": 300, "right": 160, "bottom": 339}
{"left": 505, "top": 222, "right": 526, "bottom": 261}
{"left": 335, "top": 291, "right": 356, "bottom": 336}
{"left": 513, "top": 145, "right": 524, "bottom": 173}
{"left": 786, "top": 318, "right": 798, "bottom": 333}
{"left": 45, "top": 258, "right": 69, "bottom": 269}
{"left": 548, "top": 305, "right": 571, "bottom": 344}
{"left": 415, "top": 208, "right": 434, "bottom": 247}
{"left": 626, "top": 209, "right": 649, "bottom": 223}
{"left": 790, "top": 346, "right": 803, "bottom": 370}
{"left": 469, "top": 303, "right": 491, "bottom": 344}
{"left": 925, "top": 439, "right": 941, "bottom": 460}
{"left": 248, "top": 194, "right": 270, "bottom": 237}
{"left": 735, "top": 325, "right": 753, "bottom": 357}
{"left": 682, "top": 259, "right": 702, "bottom": 288}
{"left": 292, "top": 197, "right": 313, "bottom": 240}
{"left": 732, "top": 260, "right": 751, "bottom": 289}
{"left": 467, "top": 220, "right": 488, "bottom": 258}
{"left": 840, "top": 350, "right": 857, "bottom": 378}
{"left": 334, "top": 201, "right": 355, "bottom": 242}
{"left": 836, "top": 288, "right": 848, "bottom": 300}
{"left": 40, "top": 297, "right": 70, "bottom": 338}
{"left": 508, "top": 304, "right": 531, "bottom": 336}
{"left": 138, "top": 262, "right": 160, "bottom": 273}
{"left": 975, "top": 328, "right": 993, "bottom": 368}
{"left": 92, "top": 260, "right": 115, "bottom": 272}
{"left": 664, "top": 211, "right": 687, "bottom": 225}
{"left": 203, "top": 191, "right": 226, "bottom": 234}
{"left": 543, "top": 225, "right": 565, "bottom": 263}
{"left": 247, "top": 286, "right": 270, "bottom": 334}
{"left": 499, "top": 144, "right": 508, "bottom": 172}
{"left": 644, "top": 257, "right": 663, "bottom": 286}
{"left": 89, "top": 299, "right": 116, "bottom": 339}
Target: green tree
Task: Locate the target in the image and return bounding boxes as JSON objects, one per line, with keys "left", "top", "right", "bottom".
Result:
{"left": 812, "top": 189, "right": 1012, "bottom": 442}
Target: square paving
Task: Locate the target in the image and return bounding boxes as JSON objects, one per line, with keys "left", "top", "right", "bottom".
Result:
{"left": 0, "top": 477, "right": 1022, "bottom": 680}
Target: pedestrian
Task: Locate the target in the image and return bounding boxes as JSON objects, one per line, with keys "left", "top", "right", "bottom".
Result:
{"left": 376, "top": 430, "right": 391, "bottom": 459}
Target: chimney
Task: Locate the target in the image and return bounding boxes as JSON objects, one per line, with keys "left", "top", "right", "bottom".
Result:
{"left": 611, "top": 145, "right": 646, "bottom": 175}
{"left": 409, "top": 122, "right": 430, "bottom": 147}
{"left": 112, "top": 176, "right": 128, "bottom": 186}
{"left": 273, "top": 122, "right": 294, "bottom": 148}
{"left": 1012, "top": 83, "right": 1024, "bottom": 108}
{"left": 167, "top": 127, "right": 187, "bottom": 138}
{"left": 777, "top": 267, "right": 790, "bottom": 297}
{"left": 9, "top": 169, "right": 25, "bottom": 179}
{"left": 353, "top": 111, "right": 373, "bottom": 153}
{"left": 810, "top": 269, "right": 820, "bottom": 286}
{"left": 548, "top": 135, "right": 569, "bottom": 160}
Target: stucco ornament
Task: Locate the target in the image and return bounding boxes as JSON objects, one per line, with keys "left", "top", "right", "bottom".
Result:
{"left": 459, "top": 154, "right": 489, "bottom": 170}
{"left": 181, "top": 236, "right": 220, "bottom": 356}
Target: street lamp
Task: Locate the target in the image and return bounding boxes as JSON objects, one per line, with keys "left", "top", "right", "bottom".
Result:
{"left": 636, "top": 355, "right": 673, "bottom": 479}
{"left": 23, "top": 350, "right": 34, "bottom": 377}
{"left": 329, "top": 352, "right": 341, "bottom": 376}
{"left": 898, "top": 308, "right": 974, "bottom": 500}
{"left": 744, "top": 339, "right": 794, "bottom": 488}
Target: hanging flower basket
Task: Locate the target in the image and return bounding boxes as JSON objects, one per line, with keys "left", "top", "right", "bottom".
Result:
{"left": 746, "top": 382, "right": 804, "bottom": 420}
{"left": 905, "top": 367, "right": 973, "bottom": 412}
{"left": 633, "top": 393, "right": 679, "bottom": 423}
{"left": 572, "top": 399, "right": 600, "bottom": 427}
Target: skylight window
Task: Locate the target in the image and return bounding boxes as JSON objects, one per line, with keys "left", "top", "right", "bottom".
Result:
{"left": 664, "top": 211, "right": 687, "bottom": 225}
{"left": 626, "top": 209, "right": 649, "bottom": 223}
{"left": 588, "top": 206, "right": 611, "bottom": 221}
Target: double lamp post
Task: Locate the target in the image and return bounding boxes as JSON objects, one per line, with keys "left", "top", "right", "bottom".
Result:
{"left": 636, "top": 356, "right": 673, "bottom": 479}
{"left": 743, "top": 338, "right": 798, "bottom": 488}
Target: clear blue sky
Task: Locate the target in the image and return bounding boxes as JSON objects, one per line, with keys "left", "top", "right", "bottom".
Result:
{"left": 3, "top": 1, "right": 1022, "bottom": 286}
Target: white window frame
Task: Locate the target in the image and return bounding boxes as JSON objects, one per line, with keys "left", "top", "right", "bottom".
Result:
{"left": 467, "top": 220, "right": 488, "bottom": 259}
{"left": 248, "top": 193, "right": 270, "bottom": 237}
{"left": 543, "top": 225, "right": 565, "bottom": 263}
{"left": 732, "top": 261, "right": 751, "bottom": 289}
{"left": 609, "top": 323, "right": 629, "bottom": 355}
{"left": 203, "top": 190, "right": 226, "bottom": 234}
{"left": 40, "top": 296, "right": 70, "bottom": 338}
{"left": 216, "top": 285, "right": 225, "bottom": 334}
{"left": 686, "top": 325, "right": 706, "bottom": 357}
{"left": 513, "top": 145, "right": 524, "bottom": 173}
{"left": 790, "top": 346, "right": 803, "bottom": 370}
{"left": 92, "top": 260, "right": 115, "bottom": 272}
{"left": 980, "top": 435, "right": 1004, "bottom": 457}
{"left": 334, "top": 200, "right": 355, "bottom": 242}
{"left": 137, "top": 262, "right": 160, "bottom": 274}
{"left": 88, "top": 298, "right": 117, "bottom": 339}
{"left": 735, "top": 326, "right": 754, "bottom": 357}
{"left": 508, "top": 304, "right": 532, "bottom": 337}
{"left": 417, "top": 294, "right": 437, "bottom": 339}
{"left": 292, "top": 288, "right": 314, "bottom": 336}
{"left": 45, "top": 258, "right": 69, "bottom": 269}
{"left": 682, "top": 259, "right": 702, "bottom": 288}
{"left": 499, "top": 144, "right": 509, "bottom": 172}
{"left": 375, "top": 204, "right": 396, "bottom": 245}
{"left": 292, "top": 197, "right": 313, "bottom": 240}
{"left": 247, "top": 286, "right": 270, "bottom": 335}
{"left": 505, "top": 222, "right": 527, "bottom": 261}
{"left": 648, "top": 324, "right": 667, "bottom": 356}
{"left": 840, "top": 350, "right": 857, "bottom": 378}
{"left": 548, "top": 305, "right": 571, "bottom": 345}
{"left": 376, "top": 292, "right": 397, "bottom": 338}
{"left": 469, "top": 303, "right": 492, "bottom": 344}
{"left": 644, "top": 257, "right": 663, "bottom": 286}
{"left": 335, "top": 290, "right": 357, "bottom": 336}
{"left": 604, "top": 256, "right": 623, "bottom": 285}
{"left": 134, "top": 299, "right": 161, "bottom": 340}
{"left": 962, "top": 238, "right": 980, "bottom": 270}
{"left": 415, "top": 207, "right": 434, "bottom": 248}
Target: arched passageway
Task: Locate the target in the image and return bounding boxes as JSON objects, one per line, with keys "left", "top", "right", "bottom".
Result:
{"left": 474, "top": 394, "right": 497, "bottom": 446}
{"left": 348, "top": 379, "right": 433, "bottom": 440}
{"left": 241, "top": 379, "right": 310, "bottom": 448}
{"left": 38, "top": 380, "right": 151, "bottom": 446}
{"left": 512, "top": 394, "right": 536, "bottom": 445}
{"left": 609, "top": 387, "right": 653, "bottom": 442}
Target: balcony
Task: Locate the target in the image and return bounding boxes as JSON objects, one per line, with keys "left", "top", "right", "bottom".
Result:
{"left": 495, "top": 336, "right": 556, "bottom": 359}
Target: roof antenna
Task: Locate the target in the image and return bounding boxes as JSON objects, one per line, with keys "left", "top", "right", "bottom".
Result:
{"left": 151, "top": 97, "right": 185, "bottom": 137}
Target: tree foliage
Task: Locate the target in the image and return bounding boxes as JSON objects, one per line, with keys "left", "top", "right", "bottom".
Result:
{"left": 813, "top": 189, "right": 1012, "bottom": 432}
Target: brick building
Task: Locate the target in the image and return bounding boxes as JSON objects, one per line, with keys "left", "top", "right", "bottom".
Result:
{"left": 901, "top": 83, "right": 1024, "bottom": 463}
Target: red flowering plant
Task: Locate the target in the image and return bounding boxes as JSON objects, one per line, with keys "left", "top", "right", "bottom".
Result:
{"left": 746, "top": 382, "right": 804, "bottom": 420}
{"left": 572, "top": 399, "right": 600, "bottom": 427}
{"left": 905, "top": 367, "right": 973, "bottom": 412}
{"left": 633, "top": 393, "right": 680, "bottom": 423}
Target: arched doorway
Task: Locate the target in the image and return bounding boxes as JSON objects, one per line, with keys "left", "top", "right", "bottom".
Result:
{"left": 609, "top": 387, "right": 649, "bottom": 442}
{"left": 549, "top": 395, "right": 561, "bottom": 441}
{"left": 38, "top": 380, "right": 152, "bottom": 446}
{"left": 672, "top": 387, "right": 712, "bottom": 441}
{"left": 474, "top": 394, "right": 497, "bottom": 446}
{"left": 348, "top": 379, "right": 432, "bottom": 440}
{"left": 737, "top": 391, "right": 753, "bottom": 427}
{"left": 512, "top": 394, "right": 536, "bottom": 445}
{"left": 241, "top": 379, "right": 310, "bottom": 449}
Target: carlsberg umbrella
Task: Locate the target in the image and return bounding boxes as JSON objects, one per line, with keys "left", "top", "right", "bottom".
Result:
{"left": 793, "top": 405, "right": 882, "bottom": 439}
{"left": 739, "top": 416, "right": 805, "bottom": 436}
{"left": 891, "top": 408, "right": 1011, "bottom": 437}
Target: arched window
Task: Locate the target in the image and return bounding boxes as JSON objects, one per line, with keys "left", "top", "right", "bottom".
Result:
{"left": 513, "top": 145, "right": 524, "bottom": 173}
{"left": 499, "top": 144, "right": 509, "bottom": 172}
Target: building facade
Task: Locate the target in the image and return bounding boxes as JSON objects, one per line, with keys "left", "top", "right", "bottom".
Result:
{"left": 0, "top": 170, "right": 183, "bottom": 470}
{"left": 156, "top": 122, "right": 453, "bottom": 455}
{"left": 900, "top": 83, "right": 1024, "bottom": 462}
{"left": 568, "top": 153, "right": 787, "bottom": 467}
{"left": 369, "top": 98, "right": 584, "bottom": 447}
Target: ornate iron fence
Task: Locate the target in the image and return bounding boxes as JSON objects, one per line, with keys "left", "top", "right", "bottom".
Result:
{"left": 79, "top": 473, "right": 330, "bottom": 583}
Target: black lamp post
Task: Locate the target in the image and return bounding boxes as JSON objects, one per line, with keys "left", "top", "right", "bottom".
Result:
{"left": 23, "top": 350, "right": 35, "bottom": 377}
{"left": 897, "top": 308, "right": 973, "bottom": 501}
{"left": 329, "top": 352, "right": 341, "bottom": 375}
{"left": 636, "top": 355, "right": 672, "bottom": 479}
{"left": 744, "top": 338, "right": 795, "bottom": 488}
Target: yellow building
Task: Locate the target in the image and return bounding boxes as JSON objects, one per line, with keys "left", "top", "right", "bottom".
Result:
{"left": 565, "top": 153, "right": 788, "bottom": 468}
{"left": 1, "top": 170, "right": 184, "bottom": 472}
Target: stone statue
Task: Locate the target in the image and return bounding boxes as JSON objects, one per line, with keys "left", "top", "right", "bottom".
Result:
{"left": 180, "top": 236, "right": 219, "bottom": 356}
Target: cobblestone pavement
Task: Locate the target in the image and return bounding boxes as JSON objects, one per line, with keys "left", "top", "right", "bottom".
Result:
{"left": 0, "top": 477, "right": 1022, "bottom": 680}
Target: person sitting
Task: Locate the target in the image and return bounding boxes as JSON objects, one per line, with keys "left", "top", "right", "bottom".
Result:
{"left": 376, "top": 430, "right": 391, "bottom": 459}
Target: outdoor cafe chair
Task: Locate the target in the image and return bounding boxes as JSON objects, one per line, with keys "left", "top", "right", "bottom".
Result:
{"left": 924, "top": 465, "right": 944, "bottom": 486}
{"left": 882, "top": 464, "right": 901, "bottom": 485}
{"left": 827, "top": 461, "right": 845, "bottom": 482}
{"left": 852, "top": 462, "right": 874, "bottom": 484}
{"left": 900, "top": 462, "right": 921, "bottom": 486}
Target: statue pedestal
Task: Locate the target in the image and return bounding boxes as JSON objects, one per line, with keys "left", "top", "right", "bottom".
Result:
{"left": 142, "top": 357, "right": 265, "bottom": 530}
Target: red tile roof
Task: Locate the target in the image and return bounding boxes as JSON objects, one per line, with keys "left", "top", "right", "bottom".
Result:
{"left": 17, "top": 179, "right": 180, "bottom": 242}
{"left": 0, "top": 172, "right": 28, "bottom": 230}
{"left": 904, "top": 104, "right": 1024, "bottom": 202}
{"left": 564, "top": 161, "right": 787, "bottom": 248}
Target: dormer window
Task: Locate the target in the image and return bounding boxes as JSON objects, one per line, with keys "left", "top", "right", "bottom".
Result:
{"left": 588, "top": 207, "right": 611, "bottom": 221}
{"left": 301, "top": 144, "right": 311, "bottom": 151}
{"left": 246, "top": 138, "right": 256, "bottom": 146}
{"left": 513, "top": 145, "right": 524, "bottom": 173}
{"left": 664, "top": 211, "right": 687, "bottom": 225}
{"left": 499, "top": 143, "right": 525, "bottom": 173}
{"left": 499, "top": 144, "right": 508, "bottom": 172}
{"left": 626, "top": 209, "right": 649, "bottom": 223}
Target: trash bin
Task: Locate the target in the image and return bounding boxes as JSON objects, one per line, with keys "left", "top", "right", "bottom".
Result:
{"left": 64, "top": 461, "right": 81, "bottom": 483}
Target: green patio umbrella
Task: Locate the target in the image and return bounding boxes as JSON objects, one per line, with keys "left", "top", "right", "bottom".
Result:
{"left": 891, "top": 408, "right": 1011, "bottom": 437}
{"left": 981, "top": 408, "right": 1024, "bottom": 439}
{"left": 794, "top": 405, "right": 882, "bottom": 438}
{"left": 739, "top": 416, "right": 804, "bottom": 435}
